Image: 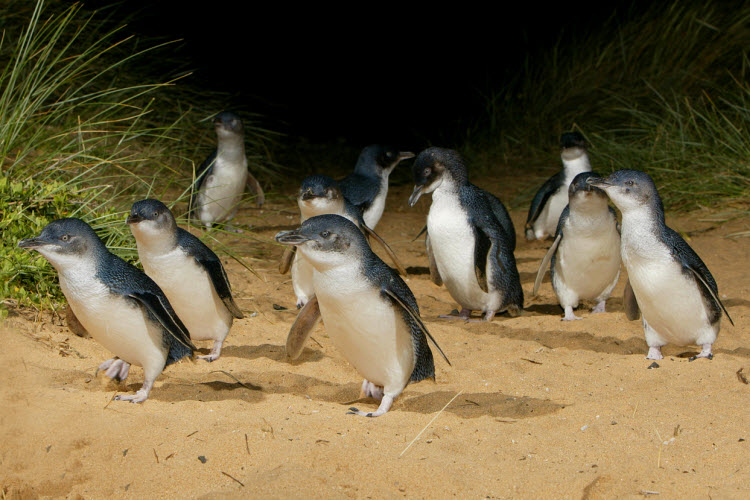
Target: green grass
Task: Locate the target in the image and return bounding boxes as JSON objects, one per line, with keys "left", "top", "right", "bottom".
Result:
{"left": 470, "top": 0, "right": 750, "bottom": 211}
{"left": 0, "top": 1, "right": 279, "bottom": 315}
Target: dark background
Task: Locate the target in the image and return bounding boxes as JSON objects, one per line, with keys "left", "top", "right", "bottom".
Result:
{"left": 90, "top": 2, "right": 646, "bottom": 147}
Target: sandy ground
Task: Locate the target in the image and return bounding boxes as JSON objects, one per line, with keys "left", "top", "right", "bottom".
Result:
{"left": 2, "top": 176, "right": 749, "bottom": 499}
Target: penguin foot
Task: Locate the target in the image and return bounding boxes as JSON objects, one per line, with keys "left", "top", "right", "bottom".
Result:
{"left": 358, "top": 380, "right": 384, "bottom": 401}
{"left": 591, "top": 301, "right": 607, "bottom": 314}
{"left": 439, "top": 308, "right": 472, "bottom": 321}
{"left": 689, "top": 344, "right": 713, "bottom": 361}
{"left": 562, "top": 306, "right": 583, "bottom": 321}
{"left": 197, "top": 354, "right": 218, "bottom": 362}
{"left": 346, "top": 395, "right": 394, "bottom": 417}
{"left": 197, "top": 341, "right": 223, "bottom": 362}
{"left": 97, "top": 358, "right": 130, "bottom": 382}
{"left": 646, "top": 346, "right": 664, "bottom": 360}
{"left": 224, "top": 224, "right": 244, "bottom": 234}
{"left": 114, "top": 380, "right": 154, "bottom": 403}
{"left": 296, "top": 297, "right": 309, "bottom": 309}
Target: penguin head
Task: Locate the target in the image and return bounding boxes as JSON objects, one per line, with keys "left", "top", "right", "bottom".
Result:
{"left": 127, "top": 199, "right": 178, "bottom": 245}
{"left": 586, "top": 169, "right": 663, "bottom": 215}
{"left": 275, "top": 214, "right": 366, "bottom": 270}
{"left": 409, "top": 147, "right": 467, "bottom": 206}
{"left": 297, "top": 175, "right": 344, "bottom": 214}
{"left": 214, "top": 111, "right": 244, "bottom": 138}
{"left": 560, "top": 132, "right": 587, "bottom": 161}
{"left": 18, "top": 218, "right": 104, "bottom": 270}
{"left": 354, "top": 144, "right": 415, "bottom": 177}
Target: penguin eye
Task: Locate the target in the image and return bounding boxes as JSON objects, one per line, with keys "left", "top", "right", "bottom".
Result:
{"left": 320, "top": 231, "right": 331, "bottom": 239}
{"left": 424, "top": 167, "right": 432, "bottom": 176}
{"left": 61, "top": 234, "right": 69, "bottom": 242}
{"left": 625, "top": 180, "right": 635, "bottom": 186}
{"left": 153, "top": 211, "right": 159, "bottom": 218}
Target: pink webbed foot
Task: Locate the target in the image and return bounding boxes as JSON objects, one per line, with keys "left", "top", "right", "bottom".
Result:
{"left": 197, "top": 340, "right": 224, "bottom": 362}
{"left": 591, "top": 300, "right": 607, "bottom": 314}
{"left": 646, "top": 346, "right": 664, "bottom": 360}
{"left": 97, "top": 358, "right": 130, "bottom": 382}
{"left": 439, "top": 308, "right": 472, "bottom": 321}
{"left": 689, "top": 344, "right": 714, "bottom": 361}
{"left": 562, "top": 306, "right": 583, "bottom": 321}
{"left": 114, "top": 379, "right": 154, "bottom": 404}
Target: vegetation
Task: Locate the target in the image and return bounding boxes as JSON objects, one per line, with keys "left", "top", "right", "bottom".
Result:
{"left": 471, "top": 1, "right": 750, "bottom": 211}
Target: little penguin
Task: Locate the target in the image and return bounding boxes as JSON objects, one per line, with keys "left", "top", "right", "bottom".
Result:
{"left": 532, "top": 171, "right": 621, "bottom": 320}
{"left": 525, "top": 132, "right": 592, "bottom": 241}
{"left": 408, "top": 147, "right": 523, "bottom": 321}
{"left": 189, "top": 111, "right": 265, "bottom": 231}
{"left": 587, "top": 170, "right": 733, "bottom": 360}
{"left": 281, "top": 174, "right": 407, "bottom": 308}
{"left": 18, "top": 218, "right": 195, "bottom": 402}
{"left": 275, "top": 214, "right": 450, "bottom": 417}
{"left": 128, "top": 199, "right": 244, "bottom": 362}
{"left": 338, "top": 144, "right": 415, "bottom": 229}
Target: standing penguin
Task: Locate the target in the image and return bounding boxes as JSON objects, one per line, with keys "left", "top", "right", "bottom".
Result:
{"left": 190, "top": 111, "right": 264, "bottom": 231}
{"left": 18, "top": 218, "right": 195, "bottom": 402}
{"left": 532, "top": 172, "right": 621, "bottom": 320}
{"left": 275, "top": 214, "right": 450, "bottom": 417}
{"left": 525, "top": 132, "right": 592, "bottom": 241}
{"left": 408, "top": 147, "right": 523, "bottom": 321}
{"left": 587, "top": 170, "right": 733, "bottom": 360}
{"left": 128, "top": 199, "right": 244, "bottom": 362}
{"left": 338, "top": 144, "right": 414, "bottom": 229}
{"left": 281, "top": 174, "right": 406, "bottom": 308}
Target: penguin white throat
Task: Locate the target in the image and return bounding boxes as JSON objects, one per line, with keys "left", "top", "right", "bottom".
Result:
{"left": 216, "top": 132, "right": 245, "bottom": 161}
{"left": 129, "top": 222, "right": 177, "bottom": 255}
{"left": 561, "top": 151, "right": 591, "bottom": 177}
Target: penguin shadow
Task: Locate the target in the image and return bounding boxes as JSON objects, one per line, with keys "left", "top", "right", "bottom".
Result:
{"left": 399, "top": 390, "right": 565, "bottom": 419}
{"left": 523, "top": 302, "right": 563, "bottom": 316}
{"left": 405, "top": 266, "right": 430, "bottom": 276}
{"left": 220, "top": 343, "right": 325, "bottom": 364}
{"left": 515, "top": 256, "right": 544, "bottom": 265}
{"left": 723, "top": 297, "right": 750, "bottom": 308}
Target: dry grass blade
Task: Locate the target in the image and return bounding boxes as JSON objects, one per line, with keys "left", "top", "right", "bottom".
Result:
{"left": 399, "top": 390, "right": 463, "bottom": 458}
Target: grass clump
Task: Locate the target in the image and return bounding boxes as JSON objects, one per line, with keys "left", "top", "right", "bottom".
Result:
{"left": 473, "top": 0, "right": 750, "bottom": 210}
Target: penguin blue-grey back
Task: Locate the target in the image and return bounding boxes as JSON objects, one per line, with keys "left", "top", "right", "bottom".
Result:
{"left": 525, "top": 132, "right": 592, "bottom": 241}
{"left": 18, "top": 218, "right": 195, "bottom": 403}
{"left": 409, "top": 147, "right": 523, "bottom": 321}
{"left": 128, "top": 199, "right": 243, "bottom": 362}
{"left": 275, "top": 214, "right": 449, "bottom": 417}
{"left": 588, "top": 170, "right": 732, "bottom": 360}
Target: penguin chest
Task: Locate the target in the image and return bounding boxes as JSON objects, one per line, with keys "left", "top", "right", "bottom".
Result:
{"left": 622, "top": 237, "right": 715, "bottom": 345}
{"left": 58, "top": 270, "right": 167, "bottom": 369}
{"left": 140, "top": 250, "right": 231, "bottom": 342}
{"left": 291, "top": 252, "right": 315, "bottom": 305}
{"left": 363, "top": 177, "right": 389, "bottom": 229}
{"left": 554, "top": 221, "right": 621, "bottom": 300}
{"left": 313, "top": 267, "right": 414, "bottom": 392}
{"left": 198, "top": 156, "right": 248, "bottom": 223}
{"left": 427, "top": 193, "right": 491, "bottom": 311}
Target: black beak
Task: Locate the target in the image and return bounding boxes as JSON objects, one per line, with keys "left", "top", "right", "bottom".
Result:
{"left": 408, "top": 185, "right": 424, "bottom": 207}
{"left": 18, "top": 236, "right": 46, "bottom": 249}
{"left": 586, "top": 177, "right": 612, "bottom": 188}
{"left": 275, "top": 230, "right": 311, "bottom": 246}
{"left": 398, "top": 151, "right": 416, "bottom": 162}
{"left": 126, "top": 213, "right": 143, "bottom": 225}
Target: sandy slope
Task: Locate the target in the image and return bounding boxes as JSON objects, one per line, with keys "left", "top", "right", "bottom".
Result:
{"left": 2, "top": 180, "right": 749, "bottom": 499}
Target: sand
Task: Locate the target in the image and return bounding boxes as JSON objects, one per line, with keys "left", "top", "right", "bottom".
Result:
{"left": 2, "top": 178, "right": 749, "bottom": 499}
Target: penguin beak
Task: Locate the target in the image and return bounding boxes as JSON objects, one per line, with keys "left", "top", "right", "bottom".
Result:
{"left": 126, "top": 213, "right": 143, "bottom": 225}
{"left": 275, "top": 229, "right": 311, "bottom": 246}
{"left": 586, "top": 177, "right": 612, "bottom": 189}
{"left": 398, "top": 151, "right": 416, "bottom": 162}
{"left": 18, "top": 236, "right": 48, "bottom": 250}
{"left": 408, "top": 185, "right": 424, "bottom": 207}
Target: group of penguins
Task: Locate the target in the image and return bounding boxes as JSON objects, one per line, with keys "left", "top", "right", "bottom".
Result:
{"left": 18, "top": 113, "right": 733, "bottom": 417}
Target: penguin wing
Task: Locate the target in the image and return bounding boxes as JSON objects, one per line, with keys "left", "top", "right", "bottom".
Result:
{"left": 126, "top": 289, "right": 196, "bottom": 352}
{"left": 339, "top": 174, "right": 380, "bottom": 211}
{"left": 623, "top": 278, "right": 640, "bottom": 320}
{"left": 285, "top": 295, "right": 321, "bottom": 360}
{"left": 189, "top": 149, "right": 217, "bottom": 216}
{"left": 279, "top": 246, "right": 296, "bottom": 274}
{"left": 533, "top": 233, "right": 562, "bottom": 296}
{"left": 526, "top": 172, "right": 563, "bottom": 228}
{"left": 482, "top": 188, "right": 517, "bottom": 252}
{"left": 425, "top": 232, "right": 442, "bottom": 286}
{"left": 177, "top": 228, "right": 244, "bottom": 319}
{"left": 246, "top": 171, "right": 265, "bottom": 207}
{"left": 664, "top": 227, "right": 733, "bottom": 325}
{"left": 361, "top": 223, "right": 407, "bottom": 276}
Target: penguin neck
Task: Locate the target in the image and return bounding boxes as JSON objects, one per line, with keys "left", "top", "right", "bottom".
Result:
{"left": 619, "top": 203, "right": 665, "bottom": 246}
{"left": 133, "top": 227, "right": 178, "bottom": 256}
{"left": 568, "top": 195, "right": 612, "bottom": 228}
{"left": 561, "top": 153, "right": 591, "bottom": 180}
{"left": 217, "top": 134, "right": 245, "bottom": 161}
{"left": 432, "top": 172, "right": 463, "bottom": 197}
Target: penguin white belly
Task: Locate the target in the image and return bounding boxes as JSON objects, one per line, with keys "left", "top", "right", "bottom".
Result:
{"left": 363, "top": 178, "right": 389, "bottom": 229}
{"left": 535, "top": 189, "right": 568, "bottom": 239}
{"left": 291, "top": 252, "right": 315, "bottom": 306}
{"left": 58, "top": 270, "right": 167, "bottom": 372}
{"left": 313, "top": 265, "right": 414, "bottom": 392}
{"left": 141, "top": 249, "right": 232, "bottom": 342}
{"left": 554, "top": 224, "right": 621, "bottom": 303}
{"left": 623, "top": 244, "right": 716, "bottom": 346}
{"left": 198, "top": 157, "right": 248, "bottom": 224}
{"left": 428, "top": 191, "right": 492, "bottom": 311}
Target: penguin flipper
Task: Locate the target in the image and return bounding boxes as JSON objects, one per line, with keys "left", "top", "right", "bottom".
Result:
{"left": 425, "top": 232, "right": 442, "bottom": 286}
{"left": 687, "top": 266, "right": 734, "bottom": 326}
{"left": 623, "top": 278, "right": 640, "bottom": 321}
{"left": 484, "top": 190, "right": 517, "bottom": 252}
{"left": 246, "top": 171, "right": 265, "bottom": 207}
{"left": 199, "top": 258, "right": 244, "bottom": 319}
{"left": 382, "top": 287, "right": 451, "bottom": 367}
{"left": 473, "top": 211, "right": 524, "bottom": 311}
{"left": 189, "top": 150, "right": 216, "bottom": 219}
{"left": 286, "top": 295, "right": 321, "bottom": 360}
{"left": 127, "top": 290, "right": 196, "bottom": 353}
{"left": 362, "top": 224, "right": 407, "bottom": 276}
{"left": 279, "top": 246, "right": 296, "bottom": 274}
{"left": 533, "top": 233, "right": 562, "bottom": 296}
{"left": 525, "top": 174, "right": 561, "bottom": 235}
{"left": 412, "top": 224, "right": 427, "bottom": 242}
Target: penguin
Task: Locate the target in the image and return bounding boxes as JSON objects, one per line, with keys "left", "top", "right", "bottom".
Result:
{"left": 280, "top": 174, "right": 407, "bottom": 308}
{"left": 525, "top": 132, "right": 592, "bottom": 241}
{"left": 275, "top": 214, "right": 450, "bottom": 417}
{"left": 408, "top": 147, "right": 523, "bottom": 321}
{"left": 587, "top": 170, "right": 733, "bottom": 360}
{"left": 532, "top": 172, "right": 621, "bottom": 320}
{"left": 127, "top": 199, "right": 244, "bottom": 362}
{"left": 18, "top": 218, "right": 195, "bottom": 402}
{"left": 338, "top": 144, "right": 415, "bottom": 229}
{"left": 189, "top": 111, "right": 264, "bottom": 231}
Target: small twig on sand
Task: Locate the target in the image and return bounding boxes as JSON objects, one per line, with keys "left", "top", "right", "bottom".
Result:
{"left": 153, "top": 448, "right": 159, "bottom": 464}
{"left": 209, "top": 370, "right": 254, "bottom": 390}
{"left": 400, "top": 390, "right": 463, "bottom": 458}
{"left": 245, "top": 433, "right": 250, "bottom": 454}
{"left": 104, "top": 392, "right": 117, "bottom": 409}
{"left": 222, "top": 471, "right": 244, "bottom": 487}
